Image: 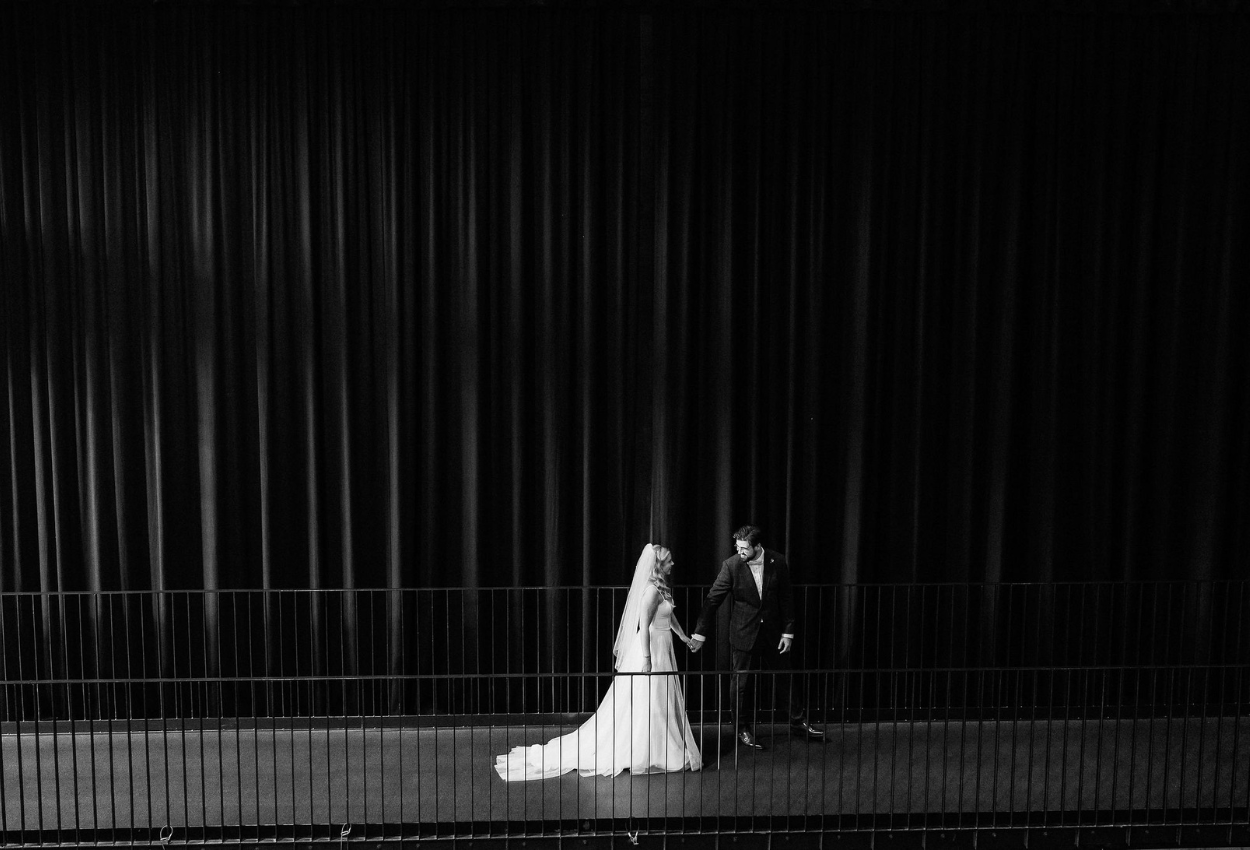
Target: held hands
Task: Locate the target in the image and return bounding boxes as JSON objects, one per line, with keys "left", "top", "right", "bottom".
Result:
{"left": 778, "top": 635, "right": 793, "bottom": 654}
{"left": 688, "top": 636, "right": 704, "bottom": 653}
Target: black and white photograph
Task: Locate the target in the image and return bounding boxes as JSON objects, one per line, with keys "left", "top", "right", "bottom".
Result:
{"left": 1, "top": 0, "right": 1248, "bottom": 847}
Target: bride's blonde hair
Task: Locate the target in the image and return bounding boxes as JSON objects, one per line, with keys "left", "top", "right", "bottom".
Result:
{"left": 650, "top": 544, "right": 674, "bottom": 602}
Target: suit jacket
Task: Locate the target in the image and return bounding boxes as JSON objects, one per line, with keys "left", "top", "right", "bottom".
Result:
{"left": 693, "top": 549, "right": 796, "bottom": 652}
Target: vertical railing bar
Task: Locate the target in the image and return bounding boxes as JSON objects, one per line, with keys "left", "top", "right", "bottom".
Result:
{"left": 1161, "top": 663, "right": 1177, "bottom": 825}
{"left": 1208, "top": 583, "right": 1227, "bottom": 827}
{"left": 487, "top": 586, "right": 495, "bottom": 721}
{"left": 159, "top": 591, "right": 173, "bottom": 840}
{"left": 1227, "top": 658, "right": 1242, "bottom": 834}
{"left": 1090, "top": 583, "right": 1105, "bottom": 826}
{"left": 335, "top": 590, "right": 345, "bottom": 841}
{"left": 956, "top": 584, "right": 969, "bottom": 828}
{"left": 298, "top": 591, "right": 309, "bottom": 835}
{"left": 443, "top": 588, "right": 453, "bottom": 721}
{"left": 871, "top": 585, "right": 881, "bottom": 827}
{"left": 915, "top": 585, "right": 925, "bottom": 825}
{"left": 935, "top": 585, "right": 940, "bottom": 825}
{"left": 279, "top": 590, "right": 290, "bottom": 838}
{"left": 939, "top": 584, "right": 952, "bottom": 824}
{"left": 476, "top": 586, "right": 485, "bottom": 723}
{"left": 245, "top": 590, "right": 256, "bottom": 839}
{"left": 398, "top": 589, "right": 407, "bottom": 830}
{"left": 52, "top": 592, "right": 70, "bottom": 842}
{"left": 1195, "top": 657, "right": 1209, "bottom": 828}
{"left": 858, "top": 583, "right": 868, "bottom": 832}
{"left": 811, "top": 587, "right": 825, "bottom": 833}
{"left": 987, "top": 582, "right": 999, "bottom": 828}
{"left": 0, "top": 595, "right": 11, "bottom": 836}
{"left": 245, "top": 592, "right": 257, "bottom": 842}
{"left": 696, "top": 610, "right": 704, "bottom": 833}
{"left": 341, "top": 590, "right": 350, "bottom": 835}
{"left": 555, "top": 587, "right": 563, "bottom": 722}
{"left": 357, "top": 591, "right": 368, "bottom": 838}
{"left": 457, "top": 589, "right": 466, "bottom": 833}
{"left": 368, "top": 590, "right": 377, "bottom": 839}
{"left": 193, "top": 591, "right": 205, "bottom": 842}
{"left": 104, "top": 593, "right": 121, "bottom": 839}
{"left": 888, "top": 583, "right": 899, "bottom": 833}
{"left": 378, "top": 589, "right": 390, "bottom": 839}
{"left": 1055, "top": 580, "right": 1075, "bottom": 825}
{"left": 1134, "top": 584, "right": 1148, "bottom": 831}
{"left": 970, "top": 588, "right": 983, "bottom": 830}
{"left": 138, "top": 593, "right": 153, "bottom": 842}
{"left": 593, "top": 586, "right": 600, "bottom": 721}
{"left": 311, "top": 590, "right": 320, "bottom": 834}
{"left": 1127, "top": 583, "right": 1143, "bottom": 831}
{"left": 308, "top": 591, "right": 318, "bottom": 839}
{"left": 1032, "top": 583, "right": 1046, "bottom": 827}
{"left": 1144, "top": 584, "right": 1160, "bottom": 828}
{"left": 261, "top": 590, "right": 272, "bottom": 840}
{"left": 78, "top": 593, "right": 97, "bottom": 843}
{"left": 993, "top": 583, "right": 1007, "bottom": 830}
{"left": 429, "top": 588, "right": 439, "bottom": 829}
{"left": 28, "top": 596, "right": 43, "bottom": 839}
{"left": 18, "top": 596, "right": 36, "bottom": 841}
{"left": 1238, "top": 582, "right": 1249, "bottom": 825}
{"left": 504, "top": 586, "right": 512, "bottom": 718}
{"left": 3, "top": 595, "right": 18, "bottom": 834}
{"left": 215, "top": 591, "right": 226, "bottom": 837}
{"left": 1219, "top": 582, "right": 1241, "bottom": 829}
{"left": 1108, "top": 584, "right": 1123, "bottom": 826}
{"left": 38, "top": 592, "right": 52, "bottom": 844}
{"left": 1157, "top": 583, "right": 1174, "bottom": 826}
{"left": 1030, "top": 583, "right": 1041, "bottom": 827}
{"left": 1177, "top": 585, "right": 1193, "bottom": 831}
{"left": 1010, "top": 583, "right": 1020, "bottom": 823}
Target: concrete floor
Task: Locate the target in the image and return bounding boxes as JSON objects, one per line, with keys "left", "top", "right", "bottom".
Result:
{"left": 1, "top": 718, "right": 1247, "bottom": 831}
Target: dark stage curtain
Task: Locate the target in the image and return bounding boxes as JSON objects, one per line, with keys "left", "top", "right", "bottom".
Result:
{"left": 2, "top": 6, "right": 1248, "bottom": 594}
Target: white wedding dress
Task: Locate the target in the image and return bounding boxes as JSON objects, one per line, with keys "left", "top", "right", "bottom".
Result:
{"left": 494, "top": 592, "right": 703, "bottom": 780}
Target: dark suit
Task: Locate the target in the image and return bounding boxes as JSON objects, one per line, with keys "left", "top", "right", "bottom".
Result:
{"left": 693, "top": 549, "right": 807, "bottom": 731}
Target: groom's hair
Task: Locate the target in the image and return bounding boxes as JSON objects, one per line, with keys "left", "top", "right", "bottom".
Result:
{"left": 732, "top": 525, "right": 762, "bottom": 547}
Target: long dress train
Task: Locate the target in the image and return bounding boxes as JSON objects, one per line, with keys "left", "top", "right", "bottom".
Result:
{"left": 494, "top": 596, "right": 702, "bottom": 780}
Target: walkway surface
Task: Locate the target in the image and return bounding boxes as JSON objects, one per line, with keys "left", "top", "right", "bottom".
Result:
{"left": 1, "top": 718, "right": 1247, "bottom": 832}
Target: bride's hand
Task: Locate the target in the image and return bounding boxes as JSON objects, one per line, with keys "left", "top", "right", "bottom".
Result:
{"left": 642, "top": 657, "right": 652, "bottom": 673}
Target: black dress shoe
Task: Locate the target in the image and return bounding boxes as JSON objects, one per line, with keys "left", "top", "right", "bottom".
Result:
{"left": 737, "top": 729, "right": 766, "bottom": 750}
{"left": 789, "top": 719, "right": 826, "bottom": 740}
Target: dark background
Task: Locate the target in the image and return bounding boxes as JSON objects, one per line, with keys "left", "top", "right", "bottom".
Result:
{"left": 2, "top": 2, "right": 1248, "bottom": 596}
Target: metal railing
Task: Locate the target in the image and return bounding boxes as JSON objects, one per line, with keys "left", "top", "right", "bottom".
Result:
{"left": 2, "top": 582, "right": 1246, "bottom": 722}
{"left": 0, "top": 582, "right": 1247, "bottom": 847}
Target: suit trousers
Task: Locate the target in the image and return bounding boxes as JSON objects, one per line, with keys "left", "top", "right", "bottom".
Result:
{"left": 730, "top": 637, "right": 807, "bottom": 731}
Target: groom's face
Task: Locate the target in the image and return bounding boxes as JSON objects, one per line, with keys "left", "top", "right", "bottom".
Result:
{"left": 734, "top": 540, "right": 756, "bottom": 561}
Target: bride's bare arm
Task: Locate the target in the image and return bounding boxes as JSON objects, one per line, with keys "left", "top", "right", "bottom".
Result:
{"left": 638, "top": 586, "right": 662, "bottom": 667}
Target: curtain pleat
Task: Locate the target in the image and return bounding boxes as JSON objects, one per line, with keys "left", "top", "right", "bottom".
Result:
{"left": 1, "top": 6, "right": 1247, "bottom": 595}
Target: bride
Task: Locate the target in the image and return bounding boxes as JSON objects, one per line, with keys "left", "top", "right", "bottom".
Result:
{"left": 494, "top": 544, "right": 703, "bottom": 780}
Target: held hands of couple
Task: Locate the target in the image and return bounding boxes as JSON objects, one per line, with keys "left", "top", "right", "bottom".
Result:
{"left": 686, "top": 636, "right": 790, "bottom": 652}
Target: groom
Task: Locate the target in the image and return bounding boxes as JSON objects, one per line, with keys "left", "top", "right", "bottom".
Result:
{"left": 690, "top": 525, "right": 825, "bottom": 749}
